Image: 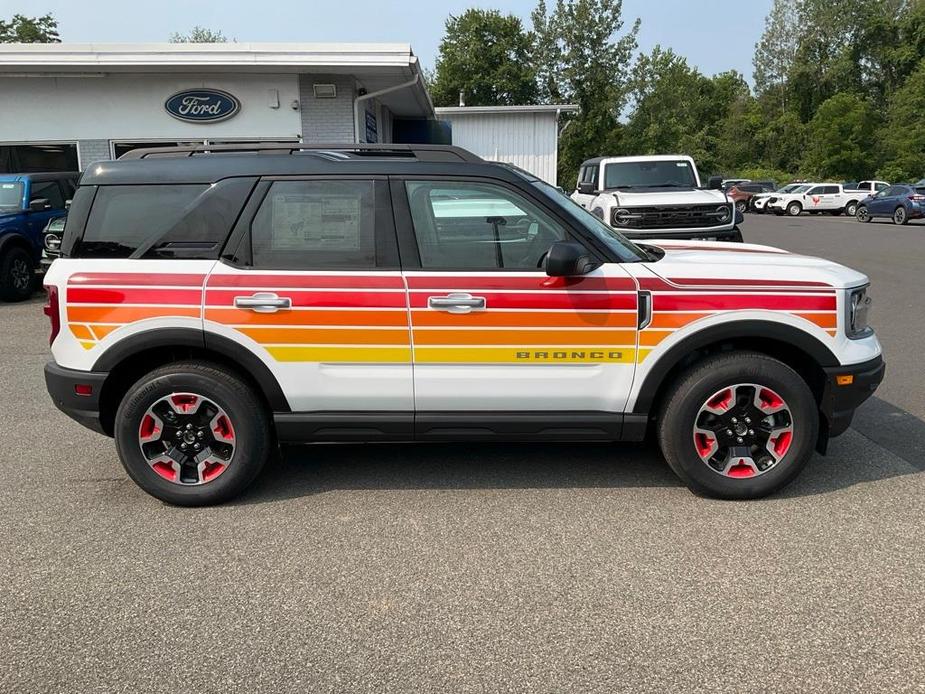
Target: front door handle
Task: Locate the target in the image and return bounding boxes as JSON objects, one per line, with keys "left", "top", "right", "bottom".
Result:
{"left": 234, "top": 292, "right": 291, "bottom": 313}
{"left": 428, "top": 292, "right": 487, "bottom": 314}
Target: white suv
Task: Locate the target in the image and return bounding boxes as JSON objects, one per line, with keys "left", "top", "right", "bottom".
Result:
{"left": 767, "top": 183, "right": 867, "bottom": 217}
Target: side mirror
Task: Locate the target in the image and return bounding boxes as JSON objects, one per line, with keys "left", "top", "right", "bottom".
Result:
{"left": 707, "top": 176, "right": 723, "bottom": 190}
{"left": 544, "top": 241, "right": 599, "bottom": 277}
{"left": 29, "top": 198, "right": 50, "bottom": 212}
{"left": 577, "top": 181, "right": 595, "bottom": 195}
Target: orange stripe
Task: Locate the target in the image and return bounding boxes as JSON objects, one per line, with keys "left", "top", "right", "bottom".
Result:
{"left": 648, "top": 312, "right": 711, "bottom": 329}
{"left": 413, "top": 328, "right": 636, "bottom": 346}
{"left": 66, "top": 306, "right": 200, "bottom": 322}
{"left": 796, "top": 312, "right": 838, "bottom": 329}
{"left": 412, "top": 310, "right": 636, "bottom": 328}
{"left": 238, "top": 327, "right": 410, "bottom": 345}
{"left": 90, "top": 324, "right": 118, "bottom": 339}
{"left": 205, "top": 308, "right": 408, "bottom": 327}
{"left": 68, "top": 324, "right": 94, "bottom": 340}
{"left": 639, "top": 330, "right": 673, "bottom": 347}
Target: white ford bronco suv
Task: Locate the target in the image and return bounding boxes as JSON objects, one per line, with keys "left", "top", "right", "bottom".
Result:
{"left": 44, "top": 144, "right": 883, "bottom": 505}
{"left": 571, "top": 154, "right": 742, "bottom": 242}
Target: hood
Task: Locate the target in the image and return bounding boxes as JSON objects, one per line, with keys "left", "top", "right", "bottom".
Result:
{"left": 640, "top": 239, "right": 868, "bottom": 289}
{"left": 609, "top": 188, "right": 727, "bottom": 206}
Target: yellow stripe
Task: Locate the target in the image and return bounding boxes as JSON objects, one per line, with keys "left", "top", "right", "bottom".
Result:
{"left": 265, "top": 346, "right": 411, "bottom": 363}
{"left": 637, "top": 348, "right": 653, "bottom": 362}
{"left": 79, "top": 341, "right": 96, "bottom": 351}
{"left": 413, "top": 346, "right": 637, "bottom": 363}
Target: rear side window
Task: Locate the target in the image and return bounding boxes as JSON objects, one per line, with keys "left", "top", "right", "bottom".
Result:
{"left": 823, "top": 186, "right": 839, "bottom": 194}
{"left": 75, "top": 179, "right": 255, "bottom": 259}
{"left": 248, "top": 179, "right": 380, "bottom": 269}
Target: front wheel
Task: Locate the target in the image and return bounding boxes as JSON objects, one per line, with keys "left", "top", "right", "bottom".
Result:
{"left": 114, "top": 361, "right": 272, "bottom": 505}
{"left": 787, "top": 202, "right": 803, "bottom": 216}
{"left": 658, "top": 352, "right": 818, "bottom": 499}
{"left": 856, "top": 205, "right": 871, "bottom": 223}
{"left": 0, "top": 247, "right": 36, "bottom": 302}
{"left": 893, "top": 206, "right": 908, "bottom": 225}
{"left": 735, "top": 200, "right": 747, "bottom": 214}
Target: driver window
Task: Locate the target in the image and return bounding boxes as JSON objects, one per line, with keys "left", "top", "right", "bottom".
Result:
{"left": 405, "top": 181, "right": 567, "bottom": 270}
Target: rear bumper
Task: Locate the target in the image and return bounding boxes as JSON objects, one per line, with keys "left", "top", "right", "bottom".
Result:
{"left": 624, "top": 226, "right": 743, "bottom": 243}
{"left": 44, "top": 361, "right": 109, "bottom": 436}
{"left": 820, "top": 355, "right": 885, "bottom": 438}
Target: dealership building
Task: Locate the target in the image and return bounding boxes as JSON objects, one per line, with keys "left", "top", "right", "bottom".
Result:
{"left": 0, "top": 42, "right": 572, "bottom": 184}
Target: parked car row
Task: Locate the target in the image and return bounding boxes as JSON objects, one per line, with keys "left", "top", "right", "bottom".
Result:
{"left": 856, "top": 184, "right": 925, "bottom": 225}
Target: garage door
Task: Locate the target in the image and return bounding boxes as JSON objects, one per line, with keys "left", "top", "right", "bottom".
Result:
{"left": 0, "top": 143, "right": 79, "bottom": 174}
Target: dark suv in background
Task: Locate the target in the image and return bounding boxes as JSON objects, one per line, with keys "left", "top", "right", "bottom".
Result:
{"left": 0, "top": 172, "right": 78, "bottom": 301}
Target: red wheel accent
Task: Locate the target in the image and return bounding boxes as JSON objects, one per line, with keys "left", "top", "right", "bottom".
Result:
{"left": 139, "top": 414, "right": 159, "bottom": 440}
{"left": 213, "top": 414, "right": 234, "bottom": 441}
{"left": 758, "top": 388, "right": 784, "bottom": 412}
{"left": 706, "top": 388, "right": 734, "bottom": 412}
{"left": 695, "top": 432, "right": 715, "bottom": 458}
{"left": 152, "top": 461, "right": 177, "bottom": 482}
{"left": 170, "top": 394, "right": 200, "bottom": 412}
{"left": 771, "top": 430, "right": 793, "bottom": 457}
{"left": 202, "top": 462, "right": 226, "bottom": 482}
{"left": 727, "top": 461, "right": 756, "bottom": 478}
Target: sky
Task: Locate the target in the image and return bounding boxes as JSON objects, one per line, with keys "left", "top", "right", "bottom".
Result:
{"left": 6, "top": 0, "right": 773, "bottom": 82}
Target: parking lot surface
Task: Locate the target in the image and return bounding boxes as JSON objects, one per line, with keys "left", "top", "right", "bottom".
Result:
{"left": 2, "top": 214, "right": 923, "bottom": 693}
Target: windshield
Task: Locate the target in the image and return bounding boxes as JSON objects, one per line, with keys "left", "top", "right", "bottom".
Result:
{"left": 532, "top": 181, "right": 650, "bottom": 262}
{"left": 776, "top": 184, "right": 801, "bottom": 193}
{"left": 0, "top": 182, "right": 24, "bottom": 211}
{"left": 603, "top": 160, "right": 698, "bottom": 190}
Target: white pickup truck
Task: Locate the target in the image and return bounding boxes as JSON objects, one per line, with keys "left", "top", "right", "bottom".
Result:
{"left": 767, "top": 183, "right": 876, "bottom": 217}
{"left": 571, "top": 155, "right": 742, "bottom": 242}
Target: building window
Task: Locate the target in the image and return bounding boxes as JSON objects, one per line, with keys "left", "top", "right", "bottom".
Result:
{"left": 0, "top": 143, "right": 78, "bottom": 174}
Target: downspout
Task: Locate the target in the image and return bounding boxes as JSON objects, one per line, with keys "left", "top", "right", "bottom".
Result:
{"left": 353, "top": 72, "right": 421, "bottom": 143}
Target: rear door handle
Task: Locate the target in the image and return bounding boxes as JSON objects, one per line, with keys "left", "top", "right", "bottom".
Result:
{"left": 428, "top": 292, "right": 487, "bottom": 314}
{"left": 234, "top": 292, "right": 291, "bottom": 313}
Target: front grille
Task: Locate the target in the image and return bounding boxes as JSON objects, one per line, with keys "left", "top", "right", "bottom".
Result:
{"left": 611, "top": 203, "right": 732, "bottom": 229}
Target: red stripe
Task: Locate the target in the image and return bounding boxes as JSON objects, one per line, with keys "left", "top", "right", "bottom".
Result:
{"left": 410, "top": 292, "right": 636, "bottom": 310}
{"left": 68, "top": 273, "right": 205, "bottom": 287}
{"left": 205, "top": 289, "right": 407, "bottom": 309}
{"left": 653, "top": 294, "right": 836, "bottom": 311}
{"left": 406, "top": 275, "right": 636, "bottom": 291}
{"left": 207, "top": 274, "right": 404, "bottom": 289}
{"left": 67, "top": 287, "right": 202, "bottom": 305}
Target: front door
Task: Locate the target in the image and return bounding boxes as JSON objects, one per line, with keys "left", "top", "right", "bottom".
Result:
{"left": 394, "top": 177, "right": 638, "bottom": 426}
{"left": 204, "top": 177, "right": 413, "bottom": 417}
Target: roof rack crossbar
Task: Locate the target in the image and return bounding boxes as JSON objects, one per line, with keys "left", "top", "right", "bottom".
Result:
{"left": 119, "top": 142, "right": 482, "bottom": 163}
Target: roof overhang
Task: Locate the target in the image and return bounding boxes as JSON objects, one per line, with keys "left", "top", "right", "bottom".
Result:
{"left": 435, "top": 104, "right": 579, "bottom": 117}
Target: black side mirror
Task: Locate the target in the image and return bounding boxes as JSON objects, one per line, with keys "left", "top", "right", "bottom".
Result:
{"left": 707, "top": 176, "right": 723, "bottom": 190}
{"left": 29, "top": 198, "right": 50, "bottom": 212}
{"left": 544, "top": 241, "right": 599, "bottom": 277}
{"left": 577, "top": 181, "right": 595, "bottom": 195}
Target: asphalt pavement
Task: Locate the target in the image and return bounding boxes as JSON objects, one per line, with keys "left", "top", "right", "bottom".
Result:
{"left": 1, "top": 213, "right": 923, "bottom": 693}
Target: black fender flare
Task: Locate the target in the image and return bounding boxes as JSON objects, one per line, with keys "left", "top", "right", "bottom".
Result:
{"left": 0, "top": 230, "right": 34, "bottom": 257}
{"left": 631, "top": 319, "right": 840, "bottom": 415}
{"left": 92, "top": 327, "right": 290, "bottom": 412}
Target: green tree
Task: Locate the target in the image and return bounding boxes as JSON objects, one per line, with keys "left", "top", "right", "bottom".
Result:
{"left": 757, "top": 110, "right": 807, "bottom": 174}
{"left": 531, "top": 0, "right": 639, "bottom": 185}
{"left": 753, "top": 0, "right": 798, "bottom": 114}
{"left": 169, "top": 26, "right": 230, "bottom": 43}
{"left": 801, "top": 92, "right": 878, "bottom": 180}
{"left": 0, "top": 13, "right": 60, "bottom": 42}
{"left": 429, "top": 9, "right": 537, "bottom": 107}
{"left": 876, "top": 58, "right": 925, "bottom": 181}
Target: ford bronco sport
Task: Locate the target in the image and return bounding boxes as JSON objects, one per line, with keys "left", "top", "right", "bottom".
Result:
{"left": 43, "top": 144, "right": 884, "bottom": 505}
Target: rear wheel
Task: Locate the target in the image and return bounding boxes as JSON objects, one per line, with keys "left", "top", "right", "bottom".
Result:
{"left": 856, "top": 205, "right": 871, "bottom": 223}
{"left": 787, "top": 201, "right": 803, "bottom": 216}
{"left": 658, "top": 352, "right": 818, "bottom": 499}
{"left": 845, "top": 201, "right": 858, "bottom": 217}
{"left": 114, "top": 361, "right": 271, "bottom": 505}
{"left": 0, "top": 246, "right": 36, "bottom": 302}
{"left": 893, "top": 206, "right": 908, "bottom": 225}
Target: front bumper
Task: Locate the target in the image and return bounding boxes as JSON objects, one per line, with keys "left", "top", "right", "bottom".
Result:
{"left": 820, "top": 355, "right": 885, "bottom": 439}
{"left": 623, "top": 226, "right": 743, "bottom": 243}
{"left": 44, "top": 361, "right": 109, "bottom": 436}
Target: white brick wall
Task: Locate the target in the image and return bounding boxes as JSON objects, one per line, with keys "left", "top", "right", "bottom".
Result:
{"left": 77, "top": 139, "right": 111, "bottom": 168}
{"left": 299, "top": 74, "right": 356, "bottom": 143}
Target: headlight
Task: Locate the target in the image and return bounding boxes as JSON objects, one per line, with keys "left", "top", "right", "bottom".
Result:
{"left": 611, "top": 208, "right": 638, "bottom": 226}
{"left": 44, "top": 233, "right": 61, "bottom": 253}
{"left": 846, "top": 285, "right": 873, "bottom": 339}
{"left": 715, "top": 205, "right": 731, "bottom": 223}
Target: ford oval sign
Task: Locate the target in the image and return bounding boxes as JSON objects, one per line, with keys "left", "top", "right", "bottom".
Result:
{"left": 165, "top": 89, "right": 240, "bottom": 123}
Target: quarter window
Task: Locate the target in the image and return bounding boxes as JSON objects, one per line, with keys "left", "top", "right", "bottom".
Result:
{"left": 405, "top": 180, "right": 567, "bottom": 270}
{"left": 29, "top": 181, "right": 65, "bottom": 209}
{"left": 250, "top": 179, "right": 378, "bottom": 269}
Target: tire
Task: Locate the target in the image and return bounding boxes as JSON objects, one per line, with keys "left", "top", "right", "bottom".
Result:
{"left": 786, "top": 201, "right": 802, "bottom": 216}
{"left": 893, "top": 206, "right": 908, "bottom": 225}
{"left": 657, "top": 351, "right": 818, "bottom": 500}
{"left": 845, "top": 201, "right": 858, "bottom": 217}
{"left": 856, "top": 205, "right": 871, "bottom": 223}
{"left": 735, "top": 200, "right": 747, "bottom": 214}
{"left": 0, "top": 246, "right": 36, "bottom": 302}
{"left": 114, "top": 361, "right": 272, "bottom": 506}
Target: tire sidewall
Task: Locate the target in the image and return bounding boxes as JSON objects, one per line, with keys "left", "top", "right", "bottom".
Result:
{"left": 857, "top": 206, "right": 870, "bottom": 222}
{"left": 660, "top": 356, "right": 818, "bottom": 499}
{"left": 787, "top": 202, "right": 802, "bottom": 216}
{"left": 894, "top": 207, "right": 906, "bottom": 225}
{"left": 0, "top": 246, "right": 36, "bottom": 302}
{"left": 114, "top": 367, "right": 269, "bottom": 505}
{"left": 846, "top": 202, "right": 857, "bottom": 217}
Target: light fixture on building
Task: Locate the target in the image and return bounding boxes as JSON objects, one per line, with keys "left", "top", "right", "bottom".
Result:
{"left": 313, "top": 83, "right": 337, "bottom": 99}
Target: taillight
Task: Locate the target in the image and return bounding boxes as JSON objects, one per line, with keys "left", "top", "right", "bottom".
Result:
{"left": 908, "top": 194, "right": 925, "bottom": 201}
{"left": 43, "top": 285, "right": 60, "bottom": 346}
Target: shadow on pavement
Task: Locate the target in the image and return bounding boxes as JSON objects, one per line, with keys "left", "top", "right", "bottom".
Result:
{"left": 236, "top": 396, "right": 923, "bottom": 505}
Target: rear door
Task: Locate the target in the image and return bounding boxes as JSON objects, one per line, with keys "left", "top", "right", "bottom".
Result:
{"left": 393, "top": 176, "right": 638, "bottom": 434}
{"left": 205, "top": 176, "right": 413, "bottom": 420}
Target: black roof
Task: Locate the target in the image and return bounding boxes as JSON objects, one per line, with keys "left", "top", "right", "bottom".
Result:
{"left": 79, "top": 143, "right": 536, "bottom": 186}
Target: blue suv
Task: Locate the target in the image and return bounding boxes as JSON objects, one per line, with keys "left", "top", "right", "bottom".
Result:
{"left": 0, "top": 172, "right": 78, "bottom": 301}
{"left": 856, "top": 183, "right": 925, "bottom": 226}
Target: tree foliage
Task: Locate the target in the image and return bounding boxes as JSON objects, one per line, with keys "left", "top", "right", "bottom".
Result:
{"left": 169, "top": 26, "right": 231, "bottom": 43}
{"left": 429, "top": 9, "right": 537, "bottom": 107}
{"left": 0, "top": 13, "right": 60, "bottom": 42}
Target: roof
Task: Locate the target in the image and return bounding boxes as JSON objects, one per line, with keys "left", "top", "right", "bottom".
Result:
{"left": 581, "top": 154, "right": 697, "bottom": 166}
{"left": 435, "top": 104, "right": 578, "bottom": 116}
{"left": 0, "top": 42, "right": 434, "bottom": 117}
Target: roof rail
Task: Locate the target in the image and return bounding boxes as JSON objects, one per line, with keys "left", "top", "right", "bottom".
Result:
{"left": 119, "top": 142, "right": 483, "bottom": 163}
